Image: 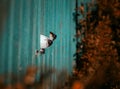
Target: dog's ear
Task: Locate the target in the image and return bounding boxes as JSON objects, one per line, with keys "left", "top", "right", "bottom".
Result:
{"left": 48, "top": 39, "right": 53, "bottom": 47}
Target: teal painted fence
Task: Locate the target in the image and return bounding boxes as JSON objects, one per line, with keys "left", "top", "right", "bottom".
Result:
{"left": 0, "top": 0, "right": 76, "bottom": 76}
{"left": 0, "top": 0, "right": 93, "bottom": 81}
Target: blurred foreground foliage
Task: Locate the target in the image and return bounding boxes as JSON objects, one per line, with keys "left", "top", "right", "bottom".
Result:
{"left": 73, "top": 0, "right": 120, "bottom": 89}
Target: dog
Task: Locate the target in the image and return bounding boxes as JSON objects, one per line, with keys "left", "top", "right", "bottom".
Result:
{"left": 35, "top": 32, "right": 57, "bottom": 55}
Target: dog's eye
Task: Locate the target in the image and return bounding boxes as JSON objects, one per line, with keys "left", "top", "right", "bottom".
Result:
{"left": 48, "top": 40, "right": 53, "bottom": 46}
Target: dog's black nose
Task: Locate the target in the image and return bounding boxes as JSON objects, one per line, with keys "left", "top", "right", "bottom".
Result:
{"left": 48, "top": 40, "right": 53, "bottom": 47}
{"left": 53, "top": 34, "right": 57, "bottom": 40}
{"left": 50, "top": 32, "right": 57, "bottom": 40}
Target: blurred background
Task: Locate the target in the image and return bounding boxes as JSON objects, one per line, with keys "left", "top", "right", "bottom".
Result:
{"left": 0, "top": 0, "right": 77, "bottom": 74}
{"left": 0, "top": 0, "right": 91, "bottom": 75}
